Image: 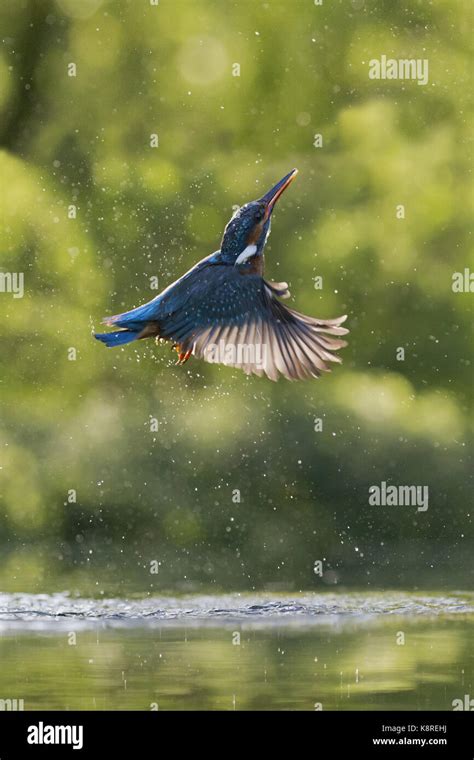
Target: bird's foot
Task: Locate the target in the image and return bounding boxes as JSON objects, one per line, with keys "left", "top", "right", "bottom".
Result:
{"left": 173, "top": 345, "right": 192, "bottom": 365}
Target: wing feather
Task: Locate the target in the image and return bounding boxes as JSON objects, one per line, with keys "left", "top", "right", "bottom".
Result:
{"left": 158, "top": 265, "right": 348, "bottom": 381}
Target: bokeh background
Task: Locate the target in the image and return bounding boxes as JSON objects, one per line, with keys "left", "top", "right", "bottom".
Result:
{"left": 0, "top": 0, "right": 472, "bottom": 595}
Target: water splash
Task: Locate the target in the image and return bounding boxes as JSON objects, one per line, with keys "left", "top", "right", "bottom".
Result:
{"left": 0, "top": 591, "right": 472, "bottom": 631}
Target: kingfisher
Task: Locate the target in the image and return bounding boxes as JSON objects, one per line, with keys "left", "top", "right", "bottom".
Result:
{"left": 95, "top": 169, "right": 348, "bottom": 381}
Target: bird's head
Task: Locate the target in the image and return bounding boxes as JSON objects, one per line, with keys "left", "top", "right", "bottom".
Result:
{"left": 219, "top": 169, "right": 298, "bottom": 267}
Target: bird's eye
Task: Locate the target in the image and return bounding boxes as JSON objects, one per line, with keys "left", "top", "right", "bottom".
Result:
{"left": 255, "top": 207, "right": 265, "bottom": 222}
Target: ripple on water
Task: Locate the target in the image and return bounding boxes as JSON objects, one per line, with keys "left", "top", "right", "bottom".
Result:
{"left": 0, "top": 591, "right": 472, "bottom": 631}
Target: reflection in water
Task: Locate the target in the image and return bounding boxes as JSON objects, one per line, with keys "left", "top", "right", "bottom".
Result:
{"left": 0, "top": 593, "right": 472, "bottom": 711}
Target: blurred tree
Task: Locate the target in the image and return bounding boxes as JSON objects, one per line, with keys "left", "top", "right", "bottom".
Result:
{"left": 0, "top": 0, "right": 472, "bottom": 593}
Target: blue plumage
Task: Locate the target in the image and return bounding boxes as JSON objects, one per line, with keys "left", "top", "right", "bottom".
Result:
{"left": 94, "top": 170, "right": 349, "bottom": 381}
{"left": 95, "top": 330, "right": 139, "bottom": 347}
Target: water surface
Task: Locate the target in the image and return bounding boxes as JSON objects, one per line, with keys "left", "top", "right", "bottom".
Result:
{"left": 0, "top": 591, "right": 472, "bottom": 710}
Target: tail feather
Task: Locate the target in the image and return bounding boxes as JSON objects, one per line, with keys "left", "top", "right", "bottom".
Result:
{"left": 95, "top": 330, "right": 139, "bottom": 348}
{"left": 103, "top": 299, "right": 160, "bottom": 329}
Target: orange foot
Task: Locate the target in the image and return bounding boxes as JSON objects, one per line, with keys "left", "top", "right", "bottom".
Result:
{"left": 174, "top": 345, "right": 192, "bottom": 365}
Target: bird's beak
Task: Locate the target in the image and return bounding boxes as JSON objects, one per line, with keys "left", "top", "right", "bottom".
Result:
{"left": 260, "top": 168, "right": 298, "bottom": 222}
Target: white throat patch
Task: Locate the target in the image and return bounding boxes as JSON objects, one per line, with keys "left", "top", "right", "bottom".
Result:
{"left": 235, "top": 244, "right": 257, "bottom": 266}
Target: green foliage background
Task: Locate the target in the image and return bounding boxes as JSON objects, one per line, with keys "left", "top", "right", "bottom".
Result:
{"left": 0, "top": 0, "right": 472, "bottom": 594}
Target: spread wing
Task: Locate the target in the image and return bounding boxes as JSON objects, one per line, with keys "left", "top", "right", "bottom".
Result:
{"left": 159, "top": 266, "right": 348, "bottom": 381}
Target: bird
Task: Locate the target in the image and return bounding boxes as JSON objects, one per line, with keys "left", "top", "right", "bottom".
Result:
{"left": 95, "top": 169, "right": 348, "bottom": 381}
